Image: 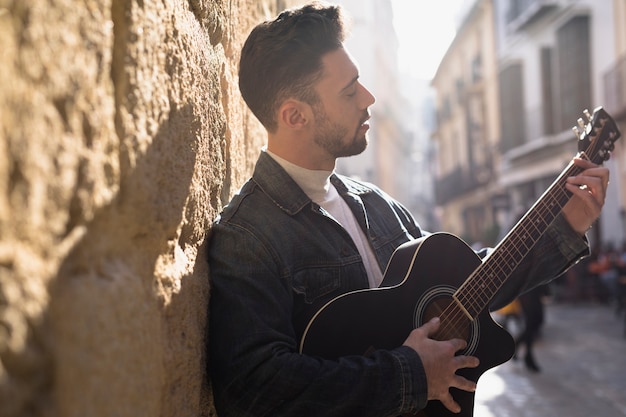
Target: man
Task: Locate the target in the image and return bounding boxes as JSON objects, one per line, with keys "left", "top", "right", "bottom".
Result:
{"left": 208, "top": 2, "right": 609, "bottom": 416}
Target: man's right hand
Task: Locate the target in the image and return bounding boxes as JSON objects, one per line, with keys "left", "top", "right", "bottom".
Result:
{"left": 402, "top": 317, "right": 480, "bottom": 414}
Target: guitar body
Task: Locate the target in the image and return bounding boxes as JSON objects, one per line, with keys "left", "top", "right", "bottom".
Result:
{"left": 300, "top": 233, "right": 515, "bottom": 417}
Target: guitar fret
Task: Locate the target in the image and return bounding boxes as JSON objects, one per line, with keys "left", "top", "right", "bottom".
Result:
{"left": 518, "top": 230, "right": 534, "bottom": 250}
{"left": 508, "top": 241, "right": 525, "bottom": 263}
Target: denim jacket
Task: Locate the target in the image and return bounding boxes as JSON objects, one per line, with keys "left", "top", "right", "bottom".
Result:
{"left": 208, "top": 151, "right": 589, "bottom": 417}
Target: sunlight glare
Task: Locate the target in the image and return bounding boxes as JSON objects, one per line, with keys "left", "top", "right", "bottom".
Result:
{"left": 474, "top": 368, "right": 506, "bottom": 417}
{"left": 390, "top": 0, "right": 465, "bottom": 80}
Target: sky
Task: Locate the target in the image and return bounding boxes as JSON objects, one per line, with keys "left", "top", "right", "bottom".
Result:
{"left": 390, "top": 0, "right": 466, "bottom": 80}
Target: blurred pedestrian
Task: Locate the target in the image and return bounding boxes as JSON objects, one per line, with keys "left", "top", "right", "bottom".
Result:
{"left": 515, "top": 285, "right": 549, "bottom": 372}
{"left": 495, "top": 298, "right": 522, "bottom": 333}
{"left": 586, "top": 247, "right": 612, "bottom": 302}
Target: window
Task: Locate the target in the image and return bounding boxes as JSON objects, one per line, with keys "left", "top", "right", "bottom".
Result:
{"left": 540, "top": 47, "right": 555, "bottom": 135}
{"left": 472, "top": 54, "right": 483, "bottom": 83}
{"left": 556, "top": 16, "right": 591, "bottom": 131}
{"left": 499, "top": 63, "right": 526, "bottom": 152}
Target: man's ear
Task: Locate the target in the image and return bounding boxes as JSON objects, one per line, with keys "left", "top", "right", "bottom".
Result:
{"left": 278, "top": 99, "right": 311, "bottom": 129}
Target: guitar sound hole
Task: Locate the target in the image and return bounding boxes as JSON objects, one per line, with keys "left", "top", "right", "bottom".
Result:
{"left": 424, "top": 296, "right": 471, "bottom": 343}
{"left": 413, "top": 285, "right": 480, "bottom": 355}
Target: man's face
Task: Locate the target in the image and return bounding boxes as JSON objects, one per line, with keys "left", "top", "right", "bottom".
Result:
{"left": 311, "top": 48, "right": 376, "bottom": 159}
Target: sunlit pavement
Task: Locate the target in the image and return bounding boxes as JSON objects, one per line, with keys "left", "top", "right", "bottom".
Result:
{"left": 474, "top": 302, "right": 626, "bottom": 417}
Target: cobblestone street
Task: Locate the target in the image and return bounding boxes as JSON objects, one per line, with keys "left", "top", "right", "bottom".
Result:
{"left": 474, "top": 303, "right": 626, "bottom": 417}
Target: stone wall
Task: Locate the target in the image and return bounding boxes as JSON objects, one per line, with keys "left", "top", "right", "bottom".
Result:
{"left": 0, "top": 0, "right": 282, "bottom": 416}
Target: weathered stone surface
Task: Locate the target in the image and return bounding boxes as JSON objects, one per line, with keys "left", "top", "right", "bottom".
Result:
{"left": 0, "top": 0, "right": 280, "bottom": 416}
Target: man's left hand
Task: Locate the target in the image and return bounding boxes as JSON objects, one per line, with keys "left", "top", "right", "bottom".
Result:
{"left": 562, "top": 157, "right": 610, "bottom": 236}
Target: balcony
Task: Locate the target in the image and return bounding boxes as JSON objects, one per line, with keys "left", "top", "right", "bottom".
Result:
{"left": 604, "top": 53, "right": 626, "bottom": 120}
{"left": 506, "top": 0, "right": 559, "bottom": 32}
{"left": 434, "top": 162, "right": 493, "bottom": 206}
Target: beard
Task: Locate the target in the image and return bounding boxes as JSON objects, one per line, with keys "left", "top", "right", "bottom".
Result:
{"left": 312, "top": 104, "right": 369, "bottom": 158}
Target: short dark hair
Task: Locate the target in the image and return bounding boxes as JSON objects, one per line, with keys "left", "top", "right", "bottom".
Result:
{"left": 239, "top": 2, "right": 348, "bottom": 132}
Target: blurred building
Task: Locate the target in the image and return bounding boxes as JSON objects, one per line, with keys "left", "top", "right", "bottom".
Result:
{"left": 432, "top": 0, "right": 624, "bottom": 247}
{"left": 431, "top": 0, "right": 501, "bottom": 245}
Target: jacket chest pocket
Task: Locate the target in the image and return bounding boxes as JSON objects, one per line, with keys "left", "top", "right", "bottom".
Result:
{"left": 291, "top": 256, "right": 368, "bottom": 305}
{"left": 292, "top": 267, "right": 342, "bottom": 304}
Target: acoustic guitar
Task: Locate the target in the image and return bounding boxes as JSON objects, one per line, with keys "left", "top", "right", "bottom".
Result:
{"left": 299, "top": 107, "right": 621, "bottom": 417}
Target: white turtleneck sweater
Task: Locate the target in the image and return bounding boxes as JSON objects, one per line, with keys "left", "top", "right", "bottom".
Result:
{"left": 266, "top": 150, "right": 384, "bottom": 288}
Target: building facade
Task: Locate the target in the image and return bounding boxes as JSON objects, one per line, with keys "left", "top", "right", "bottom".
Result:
{"left": 432, "top": 0, "right": 624, "bottom": 248}
{"left": 493, "top": 0, "right": 621, "bottom": 246}
{"left": 604, "top": 0, "right": 626, "bottom": 245}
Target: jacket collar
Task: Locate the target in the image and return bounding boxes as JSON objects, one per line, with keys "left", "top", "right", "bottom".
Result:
{"left": 252, "top": 151, "right": 373, "bottom": 216}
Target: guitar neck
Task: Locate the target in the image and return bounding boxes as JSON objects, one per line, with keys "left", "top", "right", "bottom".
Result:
{"left": 454, "top": 155, "right": 584, "bottom": 319}
{"left": 452, "top": 106, "right": 620, "bottom": 320}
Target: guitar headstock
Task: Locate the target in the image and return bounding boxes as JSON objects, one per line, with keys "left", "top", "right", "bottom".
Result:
{"left": 574, "top": 106, "right": 621, "bottom": 164}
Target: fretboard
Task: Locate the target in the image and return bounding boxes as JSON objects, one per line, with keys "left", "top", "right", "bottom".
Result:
{"left": 453, "top": 157, "right": 584, "bottom": 319}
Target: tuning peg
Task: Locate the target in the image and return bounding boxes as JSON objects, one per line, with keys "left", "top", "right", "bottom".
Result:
{"left": 603, "top": 140, "right": 613, "bottom": 149}
{"left": 584, "top": 109, "right": 592, "bottom": 121}
{"left": 577, "top": 118, "right": 586, "bottom": 129}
